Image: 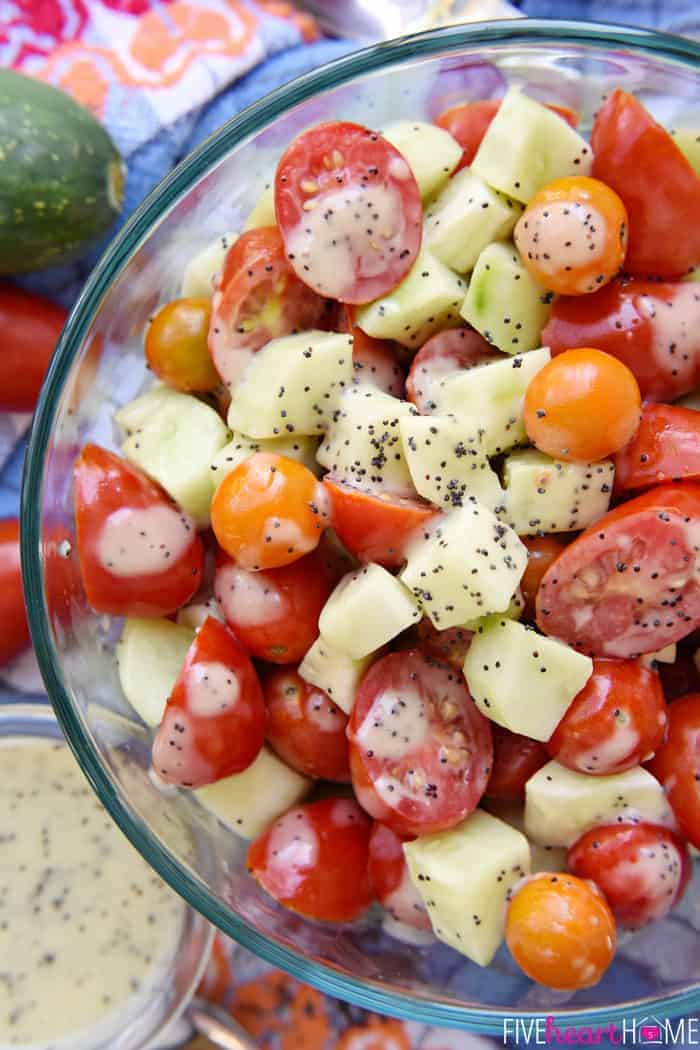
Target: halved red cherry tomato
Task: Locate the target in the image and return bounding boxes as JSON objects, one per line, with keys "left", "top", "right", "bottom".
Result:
{"left": 515, "top": 177, "right": 628, "bottom": 296}
{"left": 208, "top": 227, "right": 328, "bottom": 390}
{"left": 274, "top": 121, "right": 422, "bottom": 303}
{"left": 214, "top": 547, "right": 333, "bottom": 664}
{"left": 536, "top": 483, "right": 700, "bottom": 658}
{"left": 543, "top": 279, "right": 700, "bottom": 402}
{"left": 0, "top": 519, "right": 29, "bottom": 667}
{"left": 152, "top": 616, "right": 265, "bottom": 788}
{"left": 0, "top": 284, "right": 67, "bottom": 412}
{"left": 659, "top": 645, "right": 700, "bottom": 701}
{"left": 648, "top": 692, "right": 700, "bottom": 847}
{"left": 486, "top": 726, "right": 548, "bottom": 800}
{"left": 347, "top": 650, "right": 492, "bottom": 836}
{"left": 591, "top": 89, "right": 700, "bottom": 277}
{"left": 520, "top": 535, "right": 568, "bottom": 620}
{"left": 74, "top": 444, "right": 203, "bottom": 617}
{"left": 614, "top": 403, "right": 700, "bottom": 492}
{"left": 247, "top": 797, "right": 373, "bottom": 921}
{"left": 506, "top": 873, "right": 616, "bottom": 990}
{"left": 568, "top": 823, "right": 690, "bottom": 929}
{"left": 523, "top": 347, "right": 641, "bottom": 462}
{"left": 367, "top": 822, "right": 431, "bottom": 931}
{"left": 415, "top": 618, "right": 473, "bottom": 671}
{"left": 547, "top": 658, "right": 667, "bottom": 775}
{"left": 211, "top": 453, "right": 329, "bottom": 571}
{"left": 405, "top": 327, "right": 496, "bottom": 412}
{"left": 263, "top": 667, "right": 350, "bottom": 782}
{"left": 145, "top": 296, "right": 219, "bottom": 392}
{"left": 322, "top": 476, "right": 436, "bottom": 569}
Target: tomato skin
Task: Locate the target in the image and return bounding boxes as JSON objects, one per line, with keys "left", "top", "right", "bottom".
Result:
{"left": 0, "top": 284, "right": 67, "bottom": 411}
{"left": 543, "top": 279, "right": 700, "bottom": 402}
{"left": 342, "top": 305, "right": 405, "bottom": 398}
{"left": 568, "top": 823, "right": 691, "bottom": 929}
{"left": 144, "top": 296, "right": 219, "bottom": 392}
{"left": 415, "top": 618, "right": 473, "bottom": 671}
{"left": 74, "top": 444, "right": 204, "bottom": 617}
{"left": 520, "top": 535, "right": 567, "bottom": 620}
{"left": 214, "top": 547, "right": 333, "bottom": 664}
{"left": 659, "top": 646, "right": 700, "bottom": 701}
{"left": 591, "top": 89, "right": 700, "bottom": 278}
{"left": 0, "top": 519, "right": 29, "bottom": 667}
{"left": 247, "top": 797, "right": 373, "bottom": 922}
{"left": 506, "top": 873, "right": 616, "bottom": 990}
{"left": 486, "top": 726, "right": 548, "bottom": 800}
{"left": 614, "top": 403, "right": 700, "bottom": 492}
{"left": 367, "top": 822, "right": 432, "bottom": 931}
{"left": 264, "top": 667, "right": 350, "bottom": 782}
{"left": 536, "top": 482, "right": 700, "bottom": 659}
{"left": 347, "top": 650, "right": 493, "bottom": 837}
{"left": 648, "top": 693, "right": 700, "bottom": 847}
{"left": 405, "top": 327, "right": 496, "bottom": 412}
{"left": 152, "top": 616, "right": 266, "bottom": 788}
{"left": 547, "top": 658, "right": 667, "bottom": 775}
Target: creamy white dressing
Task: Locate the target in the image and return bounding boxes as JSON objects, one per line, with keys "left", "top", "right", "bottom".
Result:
{"left": 329, "top": 799, "right": 361, "bottom": 827}
{"left": 262, "top": 517, "right": 308, "bottom": 553}
{"left": 185, "top": 661, "right": 240, "bottom": 718}
{"left": 0, "top": 739, "right": 184, "bottom": 1049}
{"left": 152, "top": 706, "right": 214, "bottom": 787}
{"left": 575, "top": 719, "right": 642, "bottom": 774}
{"left": 642, "top": 284, "right": 700, "bottom": 393}
{"left": 216, "top": 563, "right": 285, "bottom": 628}
{"left": 356, "top": 688, "right": 428, "bottom": 761}
{"left": 265, "top": 809, "right": 319, "bottom": 898}
{"left": 609, "top": 842, "right": 685, "bottom": 923}
{"left": 97, "top": 504, "right": 193, "bottom": 577}
{"left": 305, "top": 688, "right": 345, "bottom": 733}
{"left": 382, "top": 863, "right": 431, "bottom": 930}
{"left": 516, "top": 201, "right": 607, "bottom": 292}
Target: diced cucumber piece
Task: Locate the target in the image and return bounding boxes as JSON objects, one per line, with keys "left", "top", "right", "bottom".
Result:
{"left": 210, "top": 431, "right": 320, "bottom": 492}
{"left": 525, "top": 761, "right": 674, "bottom": 847}
{"left": 499, "top": 449, "right": 614, "bottom": 535}
{"left": 472, "top": 86, "right": 592, "bottom": 203}
{"left": 354, "top": 249, "right": 466, "bottom": 348}
{"left": 404, "top": 809, "right": 530, "bottom": 966}
{"left": 432, "top": 347, "right": 551, "bottom": 456}
{"left": 319, "top": 564, "right": 420, "bottom": 659}
{"left": 382, "top": 120, "right": 462, "bottom": 200}
{"left": 242, "top": 183, "right": 276, "bottom": 231}
{"left": 116, "top": 386, "right": 230, "bottom": 523}
{"left": 462, "top": 587, "right": 524, "bottom": 631}
{"left": 316, "top": 384, "right": 417, "bottom": 496}
{"left": 424, "top": 169, "right": 522, "bottom": 273}
{"left": 639, "top": 643, "right": 677, "bottom": 669}
{"left": 464, "top": 617, "right": 592, "bottom": 742}
{"left": 683, "top": 268, "right": 700, "bottom": 284}
{"left": 672, "top": 128, "right": 700, "bottom": 176}
{"left": 176, "top": 597, "right": 223, "bottom": 630}
{"left": 399, "top": 413, "right": 502, "bottom": 510}
{"left": 483, "top": 799, "right": 568, "bottom": 874}
{"left": 400, "top": 503, "right": 527, "bottom": 630}
{"left": 227, "top": 330, "right": 354, "bottom": 438}
{"left": 195, "top": 746, "right": 311, "bottom": 839}
{"left": 181, "top": 231, "right": 237, "bottom": 297}
{"left": 117, "top": 618, "right": 194, "bottom": 727}
{"left": 461, "top": 242, "right": 551, "bottom": 354}
{"left": 299, "top": 635, "right": 373, "bottom": 716}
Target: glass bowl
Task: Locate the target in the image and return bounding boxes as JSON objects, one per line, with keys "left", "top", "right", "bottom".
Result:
{"left": 22, "top": 20, "right": 700, "bottom": 1034}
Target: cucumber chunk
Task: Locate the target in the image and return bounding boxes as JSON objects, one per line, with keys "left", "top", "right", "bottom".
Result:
{"left": 672, "top": 128, "right": 700, "bottom": 177}
{"left": 461, "top": 242, "right": 551, "bottom": 354}
{"left": 242, "top": 183, "right": 276, "bottom": 231}
{"left": 227, "top": 330, "right": 354, "bottom": 438}
{"left": 319, "top": 564, "right": 420, "bottom": 659}
{"left": 382, "top": 120, "right": 462, "bottom": 200}
{"left": 472, "top": 87, "right": 593, "bottom": 203}
{"left": 399, "top": 413, "right": 502, "bottom": 510}
{"left": 181, "top": 231, "right": 237, "bottom": 297}
{"left": 425, "top": 169, "right": 522, "bottom": 273}
{"left": 116, "top": 386, "right": 230, "bottom": 523}
{"left": 298, "top": 635, "right": 373, "bottom": 716}
{"left": 117, "top": 618, "right": 194, "bottom": 727}
{"left": 463, "top": 617, "right": 592, "bottom": 741}
{"left": 210, "top": 431, "right": 320, "bottom": 492}
{"left": 354, "top": 249, "right": 466, "bottom": 348}
{"left": 499, "top": 449, "right": 614, "bottom": 535}
{"left": 404, "top": 809, "right": 531, "bottom": 966}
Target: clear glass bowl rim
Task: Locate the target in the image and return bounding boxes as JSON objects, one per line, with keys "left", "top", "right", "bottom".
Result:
{"left": 21, "top": 19, "right": 700, "bottom": 1033}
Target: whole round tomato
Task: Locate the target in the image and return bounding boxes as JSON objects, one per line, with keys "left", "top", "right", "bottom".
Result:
{"left": 145, "top": 296, "right": 219, "bottom": 392}
{"left": 367, "top": 822, "right": 431, "bottom": 931}
{"left": 0, "top": 519, "right": 29, "bottom": 667}
{"left": 415, "top": 618, "right": 473, "bottom": 671}
{"left": 648, "top": 693, "right": 700, "bottom": 847}
{"left": 264, "top": 667, "right": 350, "bottom": 781}
{"left": 520, "top": 535, "right": 567, "bottom": 620}
{"left": 0, "top": 284, "right": 67, "bottom": 411}
{"left": 486, "top": 725, "right": 548, "bottom": 800}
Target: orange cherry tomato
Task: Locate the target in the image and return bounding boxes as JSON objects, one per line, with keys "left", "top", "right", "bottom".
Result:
{"left": 520, "top": 535, "right": 567, "bottom": 619}
{"left": 523, "top": 347, "right": 641, "bottom": 462}
{"left": 145, "top": 297, "right": 220, "bottom": 392}
{"left": 211, "top": 452, "right": 329, "bottom": 570}
{"left": 515, "top": 177, "right": 628, "bottom": 295}
{"left": 506, "top": 873, "right": 616, "bottom": 990}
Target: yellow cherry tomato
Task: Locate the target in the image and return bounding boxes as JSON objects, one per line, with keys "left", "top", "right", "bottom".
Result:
{"left": 145, "top": 297, "right": 220, "bottom": 392}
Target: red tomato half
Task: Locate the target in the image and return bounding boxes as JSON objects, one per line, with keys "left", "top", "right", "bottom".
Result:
{"left": 568, "top": 823, "right": 691, "bottom": 929}
{"left": 614, "top": 403, "right": 700, "bottom": 491}
{"left": 214, "top": 547, "right": 333, "bottom": 664}
{"left": 152, "top": 617, "right": 265, "bottom": 788}
{"left": 520, "top": 535, "right": 568, "bottom": 620}
{"left": 208, "top": 227, "right": 328, "bottom": 389}
{"left": 0, "top": 519, "right": 29, "bottom": 667}
{"left": 347, "top": 650, "right": 493, "bottom": 836}
{"left": 367, "top": 822, "right": 431, "bottom": 931}
{"left": 547, "top": 658, "right": 667, "bottom": 775}
{"left": 536, "top": 483, "right": 700, "bottom": 659}
{"left": 486, "top": 726, "right": 548, "bottom": 800}
{"left": 415, "top": 618, "right": 473, "bottom": 671}
{"left": 322, "top": 476, "right": 436, "bottom": 569}
{"left": 74, "top": 444, "right": 203, "bottom": 617}
{"left": 648, "top": 692, "right": 700, "bottom": 848}
{"left": 0, "top": 284, "right": 67, "bottom": 411}
{"left": 342, "top": 305, "right": 405, "bottom": 397}
{"left": 591, "top": 89, "right": 700, "bottom": 277}
{"left": 405, "top": 327, "right": 497, "bottom": 412}
{"left": 274, "top": 121, "right": 423, "bottom": 303}
{"left": 264, "top": 667, "right": 350, "bottom": 782}
{"left": 542, "top": 279, "right": 700, "bottom": 402}
{"left": 247, "top": 797, "right": 373, "bottom": 921}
